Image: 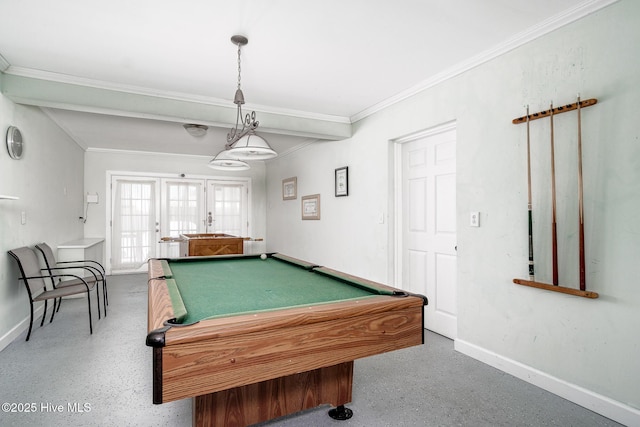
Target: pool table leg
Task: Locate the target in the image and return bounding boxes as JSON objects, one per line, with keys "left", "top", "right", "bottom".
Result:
{"left": 193, "top": 361, "right": 353, "bottom": 427}
{"left": 328, "top": 404, "right": 354, "bottom": 420}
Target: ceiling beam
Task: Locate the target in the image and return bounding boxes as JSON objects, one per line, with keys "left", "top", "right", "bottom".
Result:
{"left": 1, "top": 72, "right": 352, "bottom": 141}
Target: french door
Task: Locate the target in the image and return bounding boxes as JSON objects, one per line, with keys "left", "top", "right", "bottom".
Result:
{"left": 108, "top": 174, "right": 250, "bottom": 273}
{"left": 110, "top": 177, "right": 159, "bottom": 273}
{"left": 206, "top": 180, "right": 248, "bottom": 236}
{"left": 162, "top": 179, "right": 204, "bottom": 238}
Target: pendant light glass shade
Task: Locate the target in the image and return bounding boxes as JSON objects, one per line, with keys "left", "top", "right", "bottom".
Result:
{"left": 206, "top": 35, "right": 276, "bottom": 170}
{"left": 208, "top": 149, "right": 250, "bottom": 170}
{"left": 227, "top": 131, "right": 277, "bottom": 160}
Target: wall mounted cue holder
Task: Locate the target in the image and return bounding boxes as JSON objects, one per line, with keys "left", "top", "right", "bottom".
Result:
{"left": 513, "top": 279, "right": 598, "bottom": 298}
{"left": 512, "top": 99, "right": 597, "bottom": 124}
{"left": 512, "top": 96, "right": 599, "bottom": 299}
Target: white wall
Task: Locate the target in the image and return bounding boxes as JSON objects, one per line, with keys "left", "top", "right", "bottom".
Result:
{"left": 0, "top": 83, "right": 85, "bottom": 347}
{"left": 266, "top": 1, "right": 639, "bottom": 424}
{"left": 83, "top": 150, "right": 268, "bottom": 260}
{"left": 266, "top": 139, "right": 392, "bottom": 280}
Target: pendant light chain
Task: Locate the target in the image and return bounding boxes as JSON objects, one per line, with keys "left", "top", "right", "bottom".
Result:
{"left": 209, "top": 34, "right": 276, "bottom": 169}
{"left": 237, "top": 43, "right": 242, "bottom": 90}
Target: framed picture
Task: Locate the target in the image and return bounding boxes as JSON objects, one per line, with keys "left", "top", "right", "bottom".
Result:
{"left": 282, "top": 177, "right": 297, "bottom": 200}
{"left": 335, "top": 166, "right": 348, "bottom": 197}
{"left": 301, "top": 194, "right": 321, "bottom": 220}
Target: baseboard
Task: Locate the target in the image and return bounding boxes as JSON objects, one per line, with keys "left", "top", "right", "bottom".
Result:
{"left": 0, "top": 306, "right": 45, "bottom": 351}
{"left": 455, "top": 339, "right": 640, "bottom": 427}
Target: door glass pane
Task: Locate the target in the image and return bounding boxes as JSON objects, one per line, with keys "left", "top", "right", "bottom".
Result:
{"left": 165, "top": 181, "right": 202, "bottom": 237}
{"left": 208, "top": 182, "right": 247, "bottom": 237}
{"left": 112, "top": 179, "right": 156, "bottom": 270}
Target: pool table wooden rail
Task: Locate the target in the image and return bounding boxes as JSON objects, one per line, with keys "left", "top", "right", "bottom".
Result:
{"left": 146, "top": 257, "right": 426, "bottom": 406}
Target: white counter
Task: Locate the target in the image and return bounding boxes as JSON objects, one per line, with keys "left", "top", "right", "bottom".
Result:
{"left": 57, "top": 238, "right": 105, "bottom": 285}
{"left": 57, "top": 238, "right": 105, "bottom": 250}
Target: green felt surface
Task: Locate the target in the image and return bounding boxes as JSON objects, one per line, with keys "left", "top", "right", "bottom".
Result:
{"left": 166, "top": 257, "right": 382, "bottom": 324}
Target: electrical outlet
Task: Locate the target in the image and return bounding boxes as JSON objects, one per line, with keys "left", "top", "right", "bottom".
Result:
{"left": 470, "top": 211, "right": 480, "bottom": 227}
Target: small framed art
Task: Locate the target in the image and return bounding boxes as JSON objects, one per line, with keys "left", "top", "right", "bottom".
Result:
{"left": 335, "top": 166, "right": 348, "bottom": 197}
{"left": 282, "top": 177, "right": 297, "bottom": 200}
{"left": 301, "top": 194, "right": 321, "bottom": 220}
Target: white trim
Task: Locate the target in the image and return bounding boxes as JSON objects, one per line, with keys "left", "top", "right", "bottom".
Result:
{"left": 268, "top": 138, "right": 318, "bottom": 159}
{"left": 0, "top": 53, "right": 9, "bottom": 72}
{"left": 455, "top": 338, "right": 640, "bottom": 426}
{"left": 391, "top": 141, "right": 403, "bottom": 288}
{"left": 351, "top": 0, "right": 620, "bottom": 123}
{"left": 393, "top": 121, "right": 458, "bottom": 144}
{"left": 88, "top": 146, "right": 213, "bottom": 159}
{"left": 0, "top": 306, "right": 45, "bottom": 351}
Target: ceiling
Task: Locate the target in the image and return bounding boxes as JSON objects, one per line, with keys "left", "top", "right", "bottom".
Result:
{"left": 0, "top": 0, "right": 612, "bottom": 159}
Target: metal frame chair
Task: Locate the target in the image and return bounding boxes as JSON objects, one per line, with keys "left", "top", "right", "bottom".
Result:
{"left": 8, "top": 247, "right": 97, "bottom": 341}
{"left": 35, "top": 242, "right": 108, "bottom": 317}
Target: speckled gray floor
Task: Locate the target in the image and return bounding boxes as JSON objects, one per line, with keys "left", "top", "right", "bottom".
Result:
{"left": 0, "top": 273, "right": 622, "bottom": 427}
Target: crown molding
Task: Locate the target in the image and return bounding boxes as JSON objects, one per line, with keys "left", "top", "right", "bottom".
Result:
{"left": 0, "top": 54, "right": 9, "bottom": 72}
{"left": 350, "top": 0, "right": 620, "bottom": 123}
{"left": 86, "top": 146, "right": 213, "bottom": 159}
{"left": 267, "top": 138, "right": 318, "bottom": 159}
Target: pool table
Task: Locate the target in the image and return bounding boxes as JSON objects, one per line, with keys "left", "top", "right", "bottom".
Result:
{"left": 146, "top": 253, "right": 427, "bottom": 427}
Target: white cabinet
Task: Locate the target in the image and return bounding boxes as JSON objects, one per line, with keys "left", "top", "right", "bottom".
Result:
{"left": 57, "top": 238, "right": 105, "bottom": 280}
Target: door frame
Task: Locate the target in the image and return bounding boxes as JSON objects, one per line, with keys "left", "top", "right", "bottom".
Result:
{"left": 392, "top": 121, "right": 457, "bottom": 287}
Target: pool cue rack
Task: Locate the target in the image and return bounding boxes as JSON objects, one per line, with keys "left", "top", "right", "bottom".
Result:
{"left": 512, "top": 97, "right": 599, "bottom": 299}
{"left": 512, "top": 98, "right": 597, "bottom": 124}
{"left": 513, "top": 278, "right": 598, "bottom": 298}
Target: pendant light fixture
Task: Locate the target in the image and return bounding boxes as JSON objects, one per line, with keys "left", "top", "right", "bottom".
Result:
{"left": 208, "top": 149, "right": 250, "bottom": 170}
{"left": 208, "top": 35, "right": 276, "bottom": 170}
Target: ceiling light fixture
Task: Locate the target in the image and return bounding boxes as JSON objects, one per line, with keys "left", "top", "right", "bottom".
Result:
{"left": 183, "top": 123, "right": 208, "bottom": 137}
{"left": 209, "top": 35, "right": 276, "bottom": 170}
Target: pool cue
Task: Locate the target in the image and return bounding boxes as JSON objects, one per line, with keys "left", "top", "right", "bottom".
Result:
{"left": 549, "top": 102, "right": 559, "bottom": 285}
{"left": 577, "top": 95, "right": 586, "bottom": 290}
{"left": 526, "top": 105, "right": 535, "bottom": 280}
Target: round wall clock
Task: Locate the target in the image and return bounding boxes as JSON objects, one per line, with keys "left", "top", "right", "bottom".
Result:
{"left": 6, "top": 126, "right": 23, "bottom": 160}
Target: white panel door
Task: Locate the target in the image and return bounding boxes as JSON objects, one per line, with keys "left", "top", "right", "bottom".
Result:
{"left": 401, "top": 127, "right": 457, "bottom": 338}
